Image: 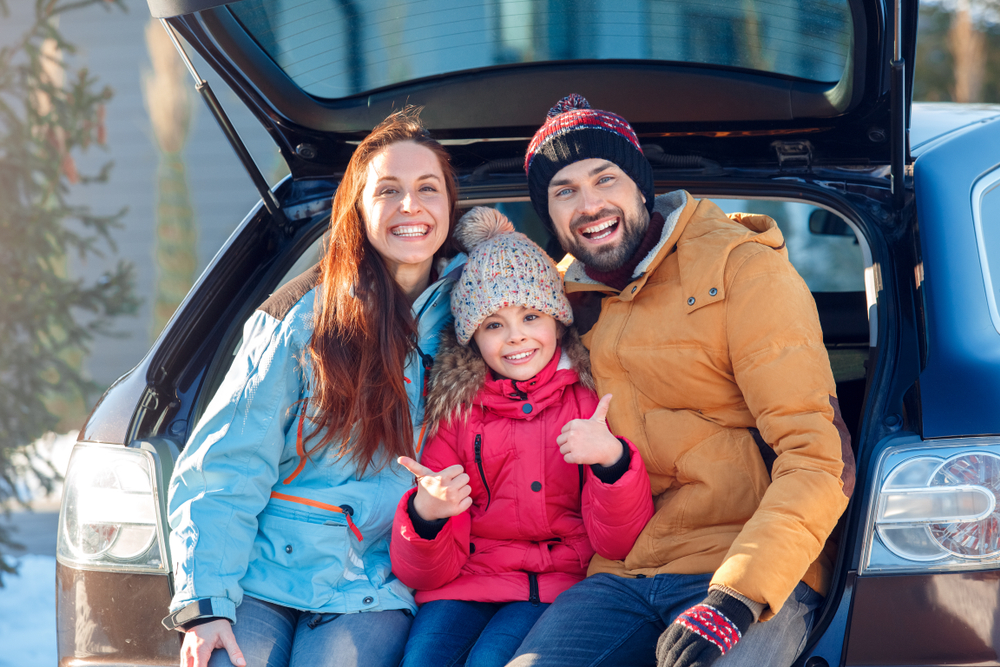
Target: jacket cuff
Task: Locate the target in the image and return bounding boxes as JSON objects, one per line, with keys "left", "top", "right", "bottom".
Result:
{"left": 708, "top": 584, "right": 766, "bottom": 622}
{"left": 162, "top": 597, "right": 237, "bottom": 632}
{"left": 590, "top": 439, "right": 631, "bottom": 484}
{"left": 407, "top": 491, "right": 449, "bottom": 540}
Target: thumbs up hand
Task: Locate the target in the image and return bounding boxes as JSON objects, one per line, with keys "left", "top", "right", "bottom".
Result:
{"left": 397, "top": 456, "right": 474, "bottom": 521}
{"left": 557, "top": 394, "right": 624, "bottom": 467}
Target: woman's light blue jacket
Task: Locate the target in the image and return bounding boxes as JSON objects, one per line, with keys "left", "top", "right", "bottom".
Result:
{"left": 166, "top": 258, "right": 462, "bottom": 623}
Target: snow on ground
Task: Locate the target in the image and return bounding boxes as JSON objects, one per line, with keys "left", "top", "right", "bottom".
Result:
{"left": 0, "top": 432, "right": 77, "bottom": 666}
{"left": 0, "top": 554, "right": 57, "bottom": 667}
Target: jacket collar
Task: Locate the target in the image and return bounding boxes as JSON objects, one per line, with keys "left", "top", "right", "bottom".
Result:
{"left": 412, "top": 253, "right": 466, "bottom": 319}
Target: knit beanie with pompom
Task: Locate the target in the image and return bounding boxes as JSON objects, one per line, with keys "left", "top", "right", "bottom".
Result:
{"left": 451, "top": 206, "right": 573, "bottom": 345}
{"left": 524, "top": 93, "right": 654, "bottom": 234}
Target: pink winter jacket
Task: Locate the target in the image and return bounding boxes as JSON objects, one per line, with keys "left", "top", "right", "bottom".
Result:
{"left": 391, "top": 329, "right": 653, "bottom": 605}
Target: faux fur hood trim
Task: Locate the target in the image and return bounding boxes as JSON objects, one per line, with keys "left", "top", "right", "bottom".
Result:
{"left": 423, "top": 325, "right": 594, "bottom": 433}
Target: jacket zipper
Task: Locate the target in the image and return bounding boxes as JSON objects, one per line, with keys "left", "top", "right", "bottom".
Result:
{"left": 528, "top": 572, "right": 540, "bottom": 606}
{"left": 269, "top": 491, "right": 363, "bottom": 541}
{"left": 474, "top": 434, "right": 492, "bottom": 511}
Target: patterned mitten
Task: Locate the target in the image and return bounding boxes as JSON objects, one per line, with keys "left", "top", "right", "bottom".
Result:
{"left": 656, "top": 590, "right": 754, "bottom": 667}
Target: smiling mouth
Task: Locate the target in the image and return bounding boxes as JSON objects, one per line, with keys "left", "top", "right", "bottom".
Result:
{"left": 392, "top": 224, "right": 430, "bottom": 237}
{"left": 504, "top": 349, "right": 536, "bottom": 362}
{"left": 578, "top": 218, "right": 619, "bottom": 241}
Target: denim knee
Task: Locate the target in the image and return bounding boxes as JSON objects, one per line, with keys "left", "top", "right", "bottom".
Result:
{"left": 718, "top": 582, "right": 823, "bottom": 667}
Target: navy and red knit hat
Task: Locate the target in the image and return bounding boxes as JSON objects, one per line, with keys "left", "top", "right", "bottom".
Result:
{"left": 524, "top": 94, "right": 654, "bottom": 233}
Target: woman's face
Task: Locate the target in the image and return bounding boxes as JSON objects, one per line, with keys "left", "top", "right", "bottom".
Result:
{"left": 361, "top": 141, "right": 450, "bottom": 278}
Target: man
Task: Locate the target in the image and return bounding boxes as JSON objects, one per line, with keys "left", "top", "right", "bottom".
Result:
{"left": 507, "top": 94, "right": 855, "bottom": 667}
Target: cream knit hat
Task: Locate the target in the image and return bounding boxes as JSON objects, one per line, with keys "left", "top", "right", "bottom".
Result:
{"left": 451, "top": 207, "right": 573, "bottom": 345}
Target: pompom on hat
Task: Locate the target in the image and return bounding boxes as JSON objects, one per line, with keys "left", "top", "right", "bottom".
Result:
{"left": 524, "top": 94, "right": 654, "bottom": 233}
{"left": 451, "top": 206, "right": 573, "bottom": 345}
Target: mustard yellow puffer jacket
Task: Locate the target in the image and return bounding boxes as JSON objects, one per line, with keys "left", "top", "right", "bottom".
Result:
{"left": 563, "top": 190, "right": 854, "bottom": 620}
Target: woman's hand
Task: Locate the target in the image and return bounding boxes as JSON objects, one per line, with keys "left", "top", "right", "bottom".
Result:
{"left": 557, "top": 394, "right": 624, "bottom": 467}
{"left": 180, "top": 619, "right": 245, "bottom": 667}
{"left": 398, "top": 456, "right": 474, "bottom": 521}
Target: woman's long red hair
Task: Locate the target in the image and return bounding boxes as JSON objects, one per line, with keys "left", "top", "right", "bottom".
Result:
{"left": 307, "top": 107, "right": 457, "bottom": 475}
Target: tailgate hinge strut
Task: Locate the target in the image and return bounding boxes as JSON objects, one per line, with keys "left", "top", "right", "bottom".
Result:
{"left": 890, "top": 0, "right": 907, "bottom": 211}
{"left": 159, "top": 19, "right": 289, "bottom": 229}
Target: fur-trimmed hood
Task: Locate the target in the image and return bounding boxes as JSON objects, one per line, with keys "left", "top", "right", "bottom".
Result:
{"left": 423, "top": 325, "right": 594, "bottom": 432}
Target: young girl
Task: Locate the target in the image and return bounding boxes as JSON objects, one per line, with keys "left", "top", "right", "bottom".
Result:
{"left": 391, "top": 207, "right": 654, "bottom": 667}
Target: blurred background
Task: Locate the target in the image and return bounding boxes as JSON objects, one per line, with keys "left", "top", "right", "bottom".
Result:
{"left": 0, "top": 1, "right": 284, "bottom": 409}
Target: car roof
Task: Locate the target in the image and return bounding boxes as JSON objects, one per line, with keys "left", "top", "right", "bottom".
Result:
{"left": 910, "top": 102, "right": 1000, "bottom": 157}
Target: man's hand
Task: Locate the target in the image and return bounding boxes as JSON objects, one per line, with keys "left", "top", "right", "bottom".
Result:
{"left": 656, "top": 590, "right": 754, "bottom": 667}
{"left": 398, "top": 456, "right": 474, "bottom": 521}
{"left": 557, "top": 394, "right": 623, "bottom": 467}
{"left": 180, "top": 619, "right": 245, "bottom": 667}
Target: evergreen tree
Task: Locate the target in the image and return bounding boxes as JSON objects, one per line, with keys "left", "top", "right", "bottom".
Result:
{"left": 0, "top": 0, "right": 135, "bottom": 581}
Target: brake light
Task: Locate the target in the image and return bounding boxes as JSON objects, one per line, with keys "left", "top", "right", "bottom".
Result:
{"left": 929, "top": 453, "right": 1000, "bottom": 557}
{"left": 864, "top": 441, "right": 1000, "bottom": 573}
{"left": 56, "top": 443, "right": 169, "bottom": 573}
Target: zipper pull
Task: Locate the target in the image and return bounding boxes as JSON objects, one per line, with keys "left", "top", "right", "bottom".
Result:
{"left": 417, "top": 345, "right": 434, "bottom": 398}
{"left": 341, "top": 505, "right": 363, "bottom": 541}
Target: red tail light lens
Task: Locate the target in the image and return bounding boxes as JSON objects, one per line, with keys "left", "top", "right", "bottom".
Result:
{"left": 929, "top": 453, "right": 1000, "bottom": 558}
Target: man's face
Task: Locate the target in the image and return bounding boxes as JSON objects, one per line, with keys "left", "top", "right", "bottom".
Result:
{"left": 547, "top": 158, "right": 649, "bottom": 272}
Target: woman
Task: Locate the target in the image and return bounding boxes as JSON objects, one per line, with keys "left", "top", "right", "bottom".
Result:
{"left": 162, "top": 108, "right": 463, "bottom": 667}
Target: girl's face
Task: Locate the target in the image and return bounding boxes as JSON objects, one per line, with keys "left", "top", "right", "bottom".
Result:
{"left": 361, "top": 141, "right": 450, "bottom": 277}
{"left": 472, "top": 305, "right": 559, "bottom": 381}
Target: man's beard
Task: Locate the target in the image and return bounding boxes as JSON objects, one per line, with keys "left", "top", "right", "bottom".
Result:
{"left": 561, "top": 196, "right": 650, "bottom": 273}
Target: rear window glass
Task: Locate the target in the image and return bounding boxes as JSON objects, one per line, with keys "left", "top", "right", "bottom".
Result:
{"left": 227, "top": 0, "right": 854, "bottom": 99}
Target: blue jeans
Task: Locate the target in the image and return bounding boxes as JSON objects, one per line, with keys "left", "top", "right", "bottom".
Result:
{"left": 506, "top": 574, "right": 822, "bottom": 667}
{"left": 206, "top": 595, "right": 412, "bottom": 667}
{"left": 402, "top": 600, "right": 550, "bottom": 667}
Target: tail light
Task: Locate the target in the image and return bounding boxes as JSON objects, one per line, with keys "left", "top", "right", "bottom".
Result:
{"left": 864, "top": 438, "right": 1000, "bottom": 573}
{"left": 57, "top": 443, "right": 170, "bottom": 573}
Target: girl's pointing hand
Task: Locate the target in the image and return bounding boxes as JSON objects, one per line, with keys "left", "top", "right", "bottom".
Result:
{"left": 398, "top": 456, "right": 474, "bottom": 521}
